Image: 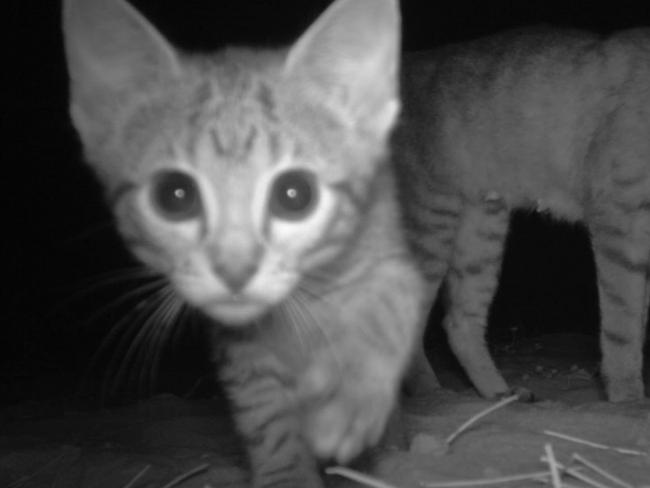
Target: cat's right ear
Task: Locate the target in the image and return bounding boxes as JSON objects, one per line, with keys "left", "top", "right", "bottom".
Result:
{"left": 62, "top": 0, "right": 180, "bottom": 131}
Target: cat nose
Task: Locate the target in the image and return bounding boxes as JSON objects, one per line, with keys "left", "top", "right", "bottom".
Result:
{"left": 212, "top": 229, "right": 262, "bottom": 293}
{"left": 214, "top": 259, "right": 259, "bottom": 293}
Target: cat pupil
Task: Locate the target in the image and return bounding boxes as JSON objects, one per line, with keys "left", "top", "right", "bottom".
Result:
{"left": 150, "top": 170, "right": 202, "bottom": 221}
{"left": 269, "top": 169, "right": 318, "bottom": 221}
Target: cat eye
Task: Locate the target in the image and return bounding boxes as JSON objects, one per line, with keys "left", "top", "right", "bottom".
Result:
{"left": 269, "top": 169, "right": 319, "bottom": 221}
{"left": 150, "top": 170, "right": 202, "bottom": 221}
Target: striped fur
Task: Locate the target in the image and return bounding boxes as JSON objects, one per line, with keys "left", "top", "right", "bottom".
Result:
{"left": 63, "top": 0, "right": 424, "bottom": 486}
{"left": 396, "top": 28, "right": 650, "bottom": 402}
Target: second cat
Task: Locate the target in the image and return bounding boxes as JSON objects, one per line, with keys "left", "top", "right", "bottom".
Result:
{"left": 397, "top": 27, "right": 649, "bottom": 402}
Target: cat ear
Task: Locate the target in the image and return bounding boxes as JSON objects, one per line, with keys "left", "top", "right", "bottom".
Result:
{"left": 63, "top": 0, "right": 180, "bottom": 133}
{"left": 63, "top": 0, "right": 179, "bottom": 90}
{"left": 284, "top": 0, "right": 401, "bottom": 139}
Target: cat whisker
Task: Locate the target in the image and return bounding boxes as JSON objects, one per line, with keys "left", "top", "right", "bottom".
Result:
{"left": 58, "top": 265, "right": 157, "bottom": 298}
{"left": 102, "top": 294, "right": 166, "bottom": 399}
{"left": 276, "top": 298, "right": 308, "bottom": 352}
{"left": 290, "top": 287, "right": 345, "bottom": 373}
{"left": 52, "top": 266, "right": 163, "bottom": 328}
{"left": 139, "top": 289, "right": 184, "bottom": 395}
{"left": 110, "top": 286, "right": 182, "bottom": 398}
{"left": 80, "top": 290, "right": 172, "bottom": 398}
{"left": 81, "top": 284, "right": 165, "bottom": 369}
{"left": 90, "top": 285, "right": 174, "bottom": 400}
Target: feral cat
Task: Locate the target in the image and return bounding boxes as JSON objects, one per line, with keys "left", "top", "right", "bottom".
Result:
{"left": 397, "top": 27, "right": 650, "bottom": 402}
{"left": 63, "top": 0, "right": 424, "bottom": 486}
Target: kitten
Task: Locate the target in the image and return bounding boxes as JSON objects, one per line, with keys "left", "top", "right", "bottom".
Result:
{"left": 62, "top": 0, "right": 424, "bottom": 486}
{"left": 397, "top": 27, "right": 650, "bottom": 402}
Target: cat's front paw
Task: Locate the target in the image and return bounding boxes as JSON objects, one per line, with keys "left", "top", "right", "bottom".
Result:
{"left": 297, "top": 350, "right": 399, "bottom": 464}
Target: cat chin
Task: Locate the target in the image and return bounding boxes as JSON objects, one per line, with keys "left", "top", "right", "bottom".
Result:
{"left": 202, "top": 299, "right": 271, "bottom": 326}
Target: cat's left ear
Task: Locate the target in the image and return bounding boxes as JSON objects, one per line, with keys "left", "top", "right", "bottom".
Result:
{"left": 284, "top": 0, "right": 401, "bottom": 139}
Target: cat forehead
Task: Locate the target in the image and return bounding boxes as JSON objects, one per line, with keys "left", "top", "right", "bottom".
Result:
{"left": 182, "top": 86, "right": 284, "bottom": 164}
{"left": 174, "top": 57, "right": 342, "bottom": 174}
{"left": 110, "top": 50, "right": 352, "bottom": 190}
{"left": 188, "top": 123, "right": 288, "bottom": 179}
{"left": 184, "top": 48, "right": 285, "bottom": 117}
{"left": 120, "top": 83, "right": 332, "bottom": 193}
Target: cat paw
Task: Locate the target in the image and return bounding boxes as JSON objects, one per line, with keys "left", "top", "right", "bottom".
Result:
{"left": 297, "top": 351, "right": 398, "bottom": 464}
{"left": 402, "top": 367, "right": 442, "bottom": 397}
{"left": 606, "top": 377, "right": 645, "bottom": 403}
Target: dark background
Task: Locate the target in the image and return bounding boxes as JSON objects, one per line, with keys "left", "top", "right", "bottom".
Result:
{"left": 3, "top": 0, "right": 649, "bottom": 406}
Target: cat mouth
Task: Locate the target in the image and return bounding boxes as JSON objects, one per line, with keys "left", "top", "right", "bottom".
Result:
{"left": 203, "top": 297, "right": 268, "bottom": 325}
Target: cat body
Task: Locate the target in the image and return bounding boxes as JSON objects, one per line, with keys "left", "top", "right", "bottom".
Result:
{"left": 63, "top": 0, "right": 424, "bottom": 486}
{"left": 397, "top": 27, "right": 650, "bottom": 402}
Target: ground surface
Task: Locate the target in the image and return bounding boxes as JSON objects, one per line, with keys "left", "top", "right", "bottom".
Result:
{"left": 2, "top": 333, "right": 649, "bottom": 488}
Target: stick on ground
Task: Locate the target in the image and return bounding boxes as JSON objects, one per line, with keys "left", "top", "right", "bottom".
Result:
{"left": 446, "top": 395, "right": 519, "bottom": 446}
{"left": 543, "top": 430, "right": 648, "bottom": 457}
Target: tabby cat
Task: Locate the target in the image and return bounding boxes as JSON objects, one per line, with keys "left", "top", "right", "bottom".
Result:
{"left": 63, "top": 0, "right": 424, "bottom": 486}
{"left": 398, "top": 27, "right": 650, "bottom": 402}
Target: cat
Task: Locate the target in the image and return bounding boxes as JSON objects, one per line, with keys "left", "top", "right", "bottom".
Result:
{"left": 62, "top": 0, "right": 425, "bottom": 486}
{"left": 396, "top": 27, "right": 650, "bottom": 403}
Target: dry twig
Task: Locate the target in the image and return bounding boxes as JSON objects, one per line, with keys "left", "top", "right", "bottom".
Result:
{"left": 543, "top": 444, "right": 562, "bottom": 488}
{"left": 122, "top": 464, "right": 151, "bottom": 488}
{"left": 541, "top": 456, "right": 612, "bottom": 488}
{"left": 543, "top": 430, "right": 647, "bottom": 457}
{"left": 159, "top": 463, "right": 210, "bottom": 488}
{"left": 446, "top": 395, "right": 519, "bottom": 446}
{"left": 326, "top": 466, "right": 400, "bottom": 488}
{"left": 7, "top": 449, "right": 71, "bottom": 488}
{"left": 420, "top": 471, "right": 551, "bottom": 487}
{"left": 572, "top": 454, "right": 634, "bottom": 488}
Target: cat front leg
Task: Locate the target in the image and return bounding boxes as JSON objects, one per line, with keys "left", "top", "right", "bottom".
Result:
{"left": 297, "top": 258, "right": 424, "bottom": 463}
{"left": 404, "top": 338, "right": 441, "bottom": 396}
{"left": 444, "top": 197, "right": 512, "bottom": 399}
{"left": 219, "top": 340, "right": 324, "bottom": 488}
{"left": 401, "top": 191, "right": 463, "bottom": 396}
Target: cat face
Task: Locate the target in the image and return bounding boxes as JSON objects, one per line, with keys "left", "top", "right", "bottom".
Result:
{"left": 114, "top": 96, "right": 359, "bottom": 324}
{"left": 63, "top": 0, "right": 400, "bottom": 326}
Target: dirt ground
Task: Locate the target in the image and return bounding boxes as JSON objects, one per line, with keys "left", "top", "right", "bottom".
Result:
{"left": 1, "top": 333, "right": 649, "bottom": 488}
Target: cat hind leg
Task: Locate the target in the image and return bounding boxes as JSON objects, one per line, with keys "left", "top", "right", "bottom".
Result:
{"left": 591, "top": 205, "right": 649, "bottom": 402}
